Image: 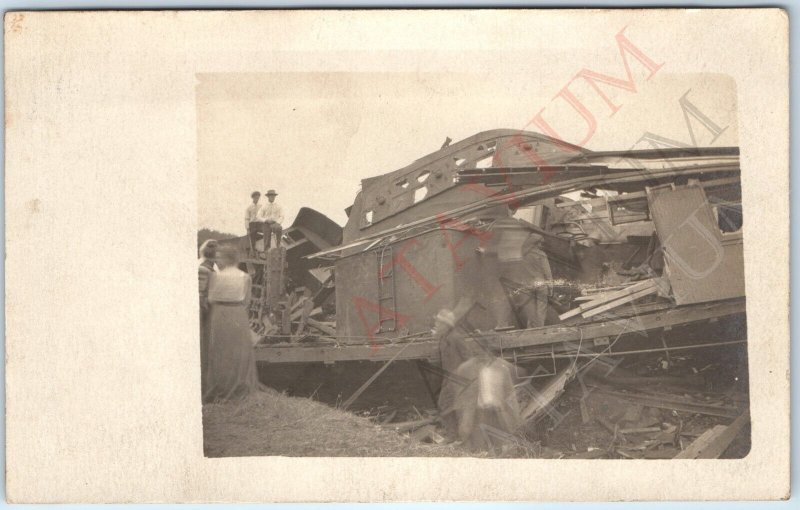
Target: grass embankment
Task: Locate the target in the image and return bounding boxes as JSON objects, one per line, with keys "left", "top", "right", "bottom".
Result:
{"left": 203, "top": 388, "right": 468, "bottom": 457}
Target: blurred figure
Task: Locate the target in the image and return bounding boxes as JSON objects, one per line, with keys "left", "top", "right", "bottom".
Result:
{"left": 451, "top": 355, "right": 522, "bottom": 451}
{"left": 435, "top": 308, "right": 475, "bottom": 437}
{"left": 501, "top": 232, "right": 553, "bottom": 328}
{"left": 434, "top": 307, "right": 523, "bottom": 450}
{"left": 198, "top": 239, "right": 218, "bottom": 398}
{"left": 203, "top": 246, "right": 262, "bottom": 403}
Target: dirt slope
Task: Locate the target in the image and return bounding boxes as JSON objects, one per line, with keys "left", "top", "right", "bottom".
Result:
{"left": 203, "top": 388, "right": 468, "bottom": 457}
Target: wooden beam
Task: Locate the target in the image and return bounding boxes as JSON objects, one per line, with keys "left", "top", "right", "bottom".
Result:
{"left": 582, "top": 285, "right": 659, "bottom": 319}
{"left": 582, "top": 386, "right": 743, "bottom": 419}
{"left": 520, "top": 364, "right": 577, "bottom": 421}
{"left": 307, "top": 318, "right": 335, "bottom": 336}
{"left": 674, "top": 411, "right": 750, "bottom": 459}
{"left": 290, "top": 306, "right": 321, "bottom": 321}
{"left": 580, "top": 278, "right": 658, "bottom": 309}
{"left": 619, "top": 426, "right": 662, "bottom": 435}
{"left": 254, "top": 299, "right": 746, "bottom": 364}
{"left": 560, "top": 279, "right": 657, "bottom": 321}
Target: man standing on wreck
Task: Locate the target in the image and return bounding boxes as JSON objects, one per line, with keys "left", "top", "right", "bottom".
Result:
{"left": 257, "top": 189, "right": 284, "bottom": 250}
{"left": 245, "top": 191, "right": 262, "bottom": 254}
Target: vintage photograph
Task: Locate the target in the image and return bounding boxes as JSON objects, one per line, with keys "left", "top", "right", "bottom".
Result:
{"left": 197, "top": 69, "right": 749, "bottom": 459}
{"left": 7, "top": 7, "right": 791, "bottom": 503}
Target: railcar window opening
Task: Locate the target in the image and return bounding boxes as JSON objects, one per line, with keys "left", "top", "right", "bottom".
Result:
{"left": 475, "top": 154, "right": 494, "bottom": 169}
{"left": 713, "top": 202, "right": 743, "bottom": 234}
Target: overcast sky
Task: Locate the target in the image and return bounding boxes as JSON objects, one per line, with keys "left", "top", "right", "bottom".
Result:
{"left": 197, "top": 71, "right": 737, "bottom": 235}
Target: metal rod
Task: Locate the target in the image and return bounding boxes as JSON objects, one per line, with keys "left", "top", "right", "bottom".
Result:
{"left": 510, "top": 339, "right": 746, "bottom": 361}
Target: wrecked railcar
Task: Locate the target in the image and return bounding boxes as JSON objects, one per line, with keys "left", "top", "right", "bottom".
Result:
{"left": 217, "top": 207, "right": 342, "bottom": 337}
{"left": 254, "top": 129, "right": 746, "bottom": 365}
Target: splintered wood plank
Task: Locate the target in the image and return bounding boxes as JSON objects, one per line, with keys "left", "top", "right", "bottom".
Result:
{"left": 582, "top": 285, "right": 659, "bottom": 319}
{"left": 580, "top": 386, "right": 743, "bottom": 419}
{"left": 580, "top": 278, "right": 658, "bottom": 308}
{"left": 558, "top": 305, "right": 585, "bottom": 321}
{"left": 520, "top": 364, "right": 577, "bottom": 421}
{"left": 674, "top": 411, "right": 750, "bottom": 459}
{"left": 560, "top": 279, "right": 658, "bottom": 321}
{"left": 674, "top": 426, "right": 727, "bottom": 459}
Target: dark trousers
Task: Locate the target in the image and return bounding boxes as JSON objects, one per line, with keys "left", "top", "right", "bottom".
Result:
{"left": 248, "top": 221, "right": 264, "bottom": 251}
{"left": 262, "top": 222, "right": 283, "bottom": 249}
{"left": 249, "top": 221, "right": 283, "bottom": 250}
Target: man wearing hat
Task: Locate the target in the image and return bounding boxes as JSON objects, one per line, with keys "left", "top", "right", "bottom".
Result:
{"left": 256, "top": 189, "right": 284, "bottom": 250}
{"left": 245, "top": 191, "right": 262, "bottom": 253}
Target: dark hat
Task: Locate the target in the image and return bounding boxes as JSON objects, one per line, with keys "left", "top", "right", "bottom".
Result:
{"left": 266, "top": 189, "right": 278, "bottom": 196}
{"left": 199, "top": 239, "right": 218, "bottom": 258}
{"left": 251, "top": 191, "right": 261, "bottom": 198}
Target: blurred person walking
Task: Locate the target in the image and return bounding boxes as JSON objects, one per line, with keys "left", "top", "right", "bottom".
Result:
{"left": 203, "top": 246, "right": 261, "bottom": 403}
{"left": 198, "top": 239, "right": 218, "bottom": 398}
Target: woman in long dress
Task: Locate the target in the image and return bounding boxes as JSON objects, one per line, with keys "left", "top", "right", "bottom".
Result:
{"left": 198, "top": 239, "right": 218, "bottom": 398}
{"left": 203, "top": 246, "right": 261, "bottom": 404}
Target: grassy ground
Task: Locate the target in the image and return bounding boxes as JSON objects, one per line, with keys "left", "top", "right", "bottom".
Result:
{"left": 203, "top": 388, "right": 470, "bottom": 457}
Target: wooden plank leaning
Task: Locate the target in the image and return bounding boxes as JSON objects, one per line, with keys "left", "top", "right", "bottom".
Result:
{"left": 559, "top": 278, "right": 658, "bottom": 321}
{"left": 674, "top": 410, "right": 750, "bottom": 459}
{"left": 581, "top": 284, "right": 659, "bottom": 319}
{"left": 520, "top": 364, "right": 578, "bottom": 421}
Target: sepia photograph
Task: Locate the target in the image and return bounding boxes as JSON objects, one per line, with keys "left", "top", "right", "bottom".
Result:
{"left": 197, "top": 70, "right": 749, "bottom": 460}
{"left": 5, "top": 9, "right": 789, "bottom": 502}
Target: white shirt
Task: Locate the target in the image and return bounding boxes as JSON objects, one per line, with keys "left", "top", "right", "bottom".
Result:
{"left": 245, "top": 202, "right": 261, "bottom": 227}
{"left": 208, "top": 267, "right": 251, "bottom": 303}
{"left": 257, "top": 201, "right": 284, "bottom": 224}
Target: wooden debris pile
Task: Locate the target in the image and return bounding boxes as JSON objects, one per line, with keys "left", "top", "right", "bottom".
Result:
{"left": 550, "top": 372, "right": 750, "bottom": 459}
{"left": 559, "top": 277, "right": 670, "bottom": 321}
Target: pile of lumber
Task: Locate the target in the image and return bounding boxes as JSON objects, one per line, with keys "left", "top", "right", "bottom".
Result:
{"left": 563, "top": 375, "right": 749, "bottom": 459}
{"left": 559, "top": 277, "right": 669, "bottom": 321}
{"left": 288, "top": 297, "right": 336, "bottom": 337}
{"left": 604, "top": 409, "right": 750, "bottom": 460}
